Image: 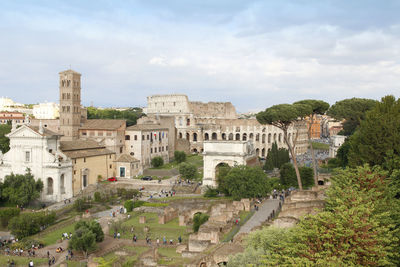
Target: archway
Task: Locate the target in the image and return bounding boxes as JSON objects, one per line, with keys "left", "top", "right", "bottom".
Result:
{"left": 60, "top": 174, "right": 65, "bottom": 194}
{"left": 268, "top": 133, "right": 271, "bottom": 143}
{"left": 193, "top": 133, "right": 198, "bottom": 142}
{"left": 262, "top": 134, "right": 266, "bottom": 144}
{"left": 256, "top": 148, "right": 260, "bottom": 157}
{"left": 242, "top": 133, "right": 247, "bottom": 141}
{"left": 249, "top": 133, "right": 254, "bottom": 139}
{"left": 228, "top": 133, "right": 233, "bottom": 140}
{"left": 193, "top": 148, "right": 198, "bottom": 153}
{"left": 204, "top": 133, "right": 209, "bottom": 140}
{"left": 221, "top": 133, "right": 226, "bottom": 140}
{"left": 212, "top": 132, "right": 217, "bottom": 140}
{"left": 262, "top": 148, "right": 265, "bottom": 157}
{"left": 186, "top": 133, "right": 190, "bottom": 140}
{"left": 179, "top": 132, "right": 183, "bottom": 139}
{"left": 215, "top": 162, "right": 231, "bottom": 186}
{"left": 235, "top": 133, "right": 240, "bottom": 140}
{"left": 256, "top": 133, "right": 260, "bottom": 141}
{"left": 47, "top": 178, "right": 53, "bottom": 195}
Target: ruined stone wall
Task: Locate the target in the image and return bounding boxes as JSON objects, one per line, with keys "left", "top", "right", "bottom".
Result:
{"left": 189, "top": 101, "right": 237, "bottom": 119}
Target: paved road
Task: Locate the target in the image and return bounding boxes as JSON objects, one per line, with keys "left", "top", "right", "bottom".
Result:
{"left": 236, "top": 199, "right": 280, "bottom": 236}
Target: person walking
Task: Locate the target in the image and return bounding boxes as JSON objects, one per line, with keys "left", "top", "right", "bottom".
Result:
{"left": 113, "top": 232, "right": 117, "bottom": 239}
{"left": 117, "top": 232, "right": 121, "bottom": 239}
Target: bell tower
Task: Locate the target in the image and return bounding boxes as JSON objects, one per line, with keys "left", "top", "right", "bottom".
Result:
{"left": 59, "top": 69, "right": 81, "bottom": 140}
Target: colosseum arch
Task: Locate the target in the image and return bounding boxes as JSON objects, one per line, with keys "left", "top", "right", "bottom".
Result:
{"left": 204, "top": 133, "right": 209, "bottom": 140}
{"left": 249, "top": 133, "right": 254, "bottom": 139}
{"left": 179, "top": 132, "right": 183, "bottom": 139}
{"left": 242, "top": 133, "right": 247, "bottom": 141}
{"left": 193, "top": 132, "right": 198, "bottom": 142}
{"left": 228, "top": 133, "right": 233, "bottom": 140}
{"left": 221, "top": 133, "right": 226, "bottom": 140}
{"left": 212, "top": 132, "right": 217, "bottom": 140}
{"left": 235, "top": 133, "right": 240, "bottom": 140}
{"left": 256, "top": 148, "right": 260, "bottom": 157}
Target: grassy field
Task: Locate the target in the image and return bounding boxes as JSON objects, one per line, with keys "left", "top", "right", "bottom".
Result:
{"left": 0, "top": 255, "right": 48, "bottom": 267}
{"left": 157, "top": 247, "right": 191, "bottom": 266}
{"left": 112, "top": 212, "right": 189, "bottom": 242}
{"left": 150, "top": 154, "right": 203, "bottom": 170}
{"left": 311, "top": 142, "right": 329, "bottom": 150}
{"left": 94, "top": 246, "right": 149, "bottom": 267}
{"left": 37, "top": 221, "right": 77, "bottom": 245}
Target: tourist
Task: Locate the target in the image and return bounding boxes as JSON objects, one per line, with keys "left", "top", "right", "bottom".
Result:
{"left": 178, "top": 236, "right": 182, "bottom": 244}
{"left": 70, "top": 250, "right": 73, "bottom": 259}
{"left": 52, "top": 256, "right": 55, "bottom": 264}
{"left": 113, "top": 232, "right": 117, "bottom": 239}
{"left": 163, "top": 236, "right": 166, "bottom": 245}
{"left": 47, "top": 251, "right": 50, "bottom": 258}
{"left": 156, "top": 238, "right": 160, "bottom": 246}
{"left": 48, "top": 258, "right": 51, "bottom": 266}
{"left": 117, "top": 232, "right": 121, "bottom": 239}
{"left": 169, "top": 239, "right": 173, "bottom": 245}
{"left": 133, "top": 234, "right": 137, "bottom": 242}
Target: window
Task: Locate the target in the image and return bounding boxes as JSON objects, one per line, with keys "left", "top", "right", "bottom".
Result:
{"left": 25, "top": 151, "right": 30, "bottom": 162}
{"left": 147, "top": 135, "right": 149, "bottom": 140}
{"left": 130, "top": 152, "right": 134, "bottom": 156}
{"left": 134, "top": 135, "right": 137, "bottom": 140}
{"left": 109, "top": 155, "right": 112, "bottom": 159}
{"left": 74, "top": 170, "right": 76, "bottom": 175}
{"left": 142, "top": 135, "right": 145, "bottom": 140}
{"left": 98, "top": 131, "right": 103, "bottom": 136}
{"left": 155, "top": 148, "right": 157, "bottom": 153}
{"left": 166, "top": 146, "right": 168, "bottom": 151}
{"left": 151, "top": 148, "right": 153, "bottom": 153}
{"left": 107, "top": 132, "right": 112, "bottom": 136}
{"left": 89, "top": 131, "right": 95, "bottom": 136}
{"left": 125, "top": 135, "right": 130, "bottom": 140}
{"left": 110, "top": 164, "right": 112, "bottom": 169}
{"left": 120, "top": 147, "right": 123, "bottom": 153}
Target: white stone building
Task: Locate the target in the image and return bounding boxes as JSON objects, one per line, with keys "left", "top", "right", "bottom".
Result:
{"left": 329, "top": 135, "right": 347, "bottom": 158}
{"left": 33, "top": 102, "right": 60, "bottom": 119}
{"left": 0, "top": 124, "right": 73, "bottom": 202}
{"left": 125, "top": 124, "right": 169, "bottom": 169}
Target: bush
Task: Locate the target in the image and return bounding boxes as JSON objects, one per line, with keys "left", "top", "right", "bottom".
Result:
{"left": 69, "top": 220, "right": 104, "bottom": 258}
{"left": 73, "top": 198, "right": 91, "bottom": 212}
{"left": 193, "top": 213, "right": 209, "bottom": 232}
{"left": 8, "top": 211, "right": 56, "bottom": 239}
{"left": 174, "top": 151, "right": 187, "bottom": 163}
{"left": 94, "top": 192, "right": 102, "bottom": 202}
{"left": 0, "top": 207, "right": 20, "bottom": 228}
{"left": 151, "top": 156, "right": 164, "bottom": 168}
{"left": 124, "top": 200, "right": 134, "bottom": 212}
{"left": 279, "top": 163, "right": 315, "bottom": 189}
{"left": 179, "top": 162, "right": 197, "bottom": 180}
{"left": 133, "top": 200, "right": 145, "bottom": 209}
{"left": 204, "top": 186, "right": 218, "bottom": 198}
{"left": 117, "top": 188, "right": 141, "bottom": 200}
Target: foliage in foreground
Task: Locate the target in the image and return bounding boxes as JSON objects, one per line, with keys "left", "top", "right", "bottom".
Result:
{"left": 229, "top": 165, "right": 400, "bottom": 266}
{"left": 279, "top": 163, "right": 314, "bottom": 189}
{"left": 174, "top": 150, "right": 187, "bottom": 163}
{"left": 178, "top": 162, "right": 197, "bottom": 180}
{"left": 69, "top": 220, "right": 104, "bottom": 258}
{"left": 193, "top": 213, "right": 209, "bottom": 232}
{"left": 151, "top": 156, "right": 164, "bottom": 168}
{"left": 0, "top": 123, "right": 11, "bottom": 153}
{"left": 1, "top": 170, "right": 43, "bottom": 206}
{"left": 0, "top": 207, "right": 20, "bottom": 228}
{"left": 9, "top": 211, "right": 56, "bottom": 239}
{"left": 263, "top": 142, "right": 290, "bottom": 171}
{"left": 218, "top": 165, "right": 271, "bottom": 200}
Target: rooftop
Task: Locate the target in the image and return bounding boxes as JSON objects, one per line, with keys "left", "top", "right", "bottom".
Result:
{"left": 115, "top": 154, "right": 139, "bottom": 163}
{"left": 126, "top": 124, "right": 168, "bottom": 131}
{"left": 80, "top": 119, "right": 126, "bottom": 130}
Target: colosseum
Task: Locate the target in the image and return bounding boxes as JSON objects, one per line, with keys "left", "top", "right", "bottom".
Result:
{"left": 143, "top": 94, "right": 308, "bottom": 157}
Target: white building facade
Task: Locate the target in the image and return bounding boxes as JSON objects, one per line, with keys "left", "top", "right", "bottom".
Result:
{"left": 0, "top": 125, "right": 73, "bottom": 202}
{"left": 329, "top": 135, "right": 347, "bottom": 158}
{"left": 33, "top": 102, "right": 60, "bottom": 119}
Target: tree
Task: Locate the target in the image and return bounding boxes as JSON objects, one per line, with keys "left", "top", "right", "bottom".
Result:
{"left": 179, "top": 162, "right": 197, "bottom": 180}
{"left": 294, "top": 100, "right": 330, "bottom": 185}
{"left": 327, "top": 97, "right": 377, "bottom": 136}
{"left": 257, "top": 103, "right": 312, "bottom": 190}
{"left": 223, "top": 165, "right": 271, "bottom": 200}
{"left": 1, "top": 170, "right": 43, "bottom": 206}
{"left": 0, "top": 207, "right": 20, "bottom": 228}
{"left": 263, "top": 142, "right": 290, "bottom": 171}
{"left": 174, "top": 151, "right": 186, "bottom": 163}
{"left": 73, "top": 198, "right": 91, "bottom": 212}
{"left": 347, "top": 95, "right": 400, "bottom": 167}
{"left": 216, "top": 163, "right": 231, "bottom": 195}
{"left": 0, "top": 124, "right": 11, "bottom": 153}
{"left": 87, "top": 107, "right": 143, "bottom": 127}
{"left": 69, "top": 220, "right": 104, "bottom": 258}
{"left": 8, "top": 211, "right": 56, "bottom": 239}
{"left": 124, "top": 200, "right": 134, "bottom": 212}
{"left": 299, "top": 166, "right": 314, "bottom": 188}
{"left": 193, "top": 213, "right": 209, "bottom": 232}
{"left": 279, "top": 163, "right": 314, "bottom": 189}
{"left": 151, "top": 156, "right": 164, "bottom": 168}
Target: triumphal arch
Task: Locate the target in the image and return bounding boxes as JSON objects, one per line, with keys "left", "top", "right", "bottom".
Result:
{"left": 202, "top": 140, "right": 258, "bottom": 187}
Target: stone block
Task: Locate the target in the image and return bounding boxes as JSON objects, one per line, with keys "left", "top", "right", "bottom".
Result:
{"left": 176, "top": 244, "right": 187, "bottom": 254}
{"left": 179, "top": 215, "right": 187, "bottom": 226}
{"left": 241, "top": 199, "right": 251, "bottom": 211}
{"left": 158, "top": 215, "right": 165, "bottom": 224}
{"left": 139, "top": 216, "right": 146, "bottom": 224}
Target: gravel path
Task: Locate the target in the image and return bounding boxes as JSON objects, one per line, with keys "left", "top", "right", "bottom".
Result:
{"left": 236, "top": 199, "right": 280, "bottom": 236}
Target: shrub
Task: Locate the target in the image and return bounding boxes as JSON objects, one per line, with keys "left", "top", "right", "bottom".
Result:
{"left": 8, "top": 211, "right": 56, "bottom": 239}
{"left": 179, "top": 162, "right": 197, "bottom": 180}
{"left": 124, "top": 200, "right": 134, "bottom": 212}
{"left": 73, "top": 198, "right": 91, "bottom": 212}
{"left": 193, "top": 213, "right": 209, "bottom": 232}
{"left": 133, "top": 200, "right": 145, "bottom": 209}
{"left": 118, "top": 188, "right": 141, "bottom": 200}
{"left": 204, "top": 186, "right": 218, "bottom": 198}
{"left": 151, "top": 156, "right": 164, "bottom": 168}
{"left": 174, "top": 151, "right": 187, "bottom": 163}
{"left": 94, "top": 192, "right": 102, "bottom": 202}
{"left": 0, "top": 207, "right": 20, "bottom": 228}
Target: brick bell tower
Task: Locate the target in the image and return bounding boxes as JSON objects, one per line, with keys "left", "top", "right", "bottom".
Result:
{"left": 59, "top": 69, "right": 81, "bottom": 140}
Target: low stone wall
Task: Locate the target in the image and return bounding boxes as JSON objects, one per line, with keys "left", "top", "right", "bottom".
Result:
{"left": 281, "top": 199, "right": 324, "bottom": 211}
{"left": 143, "top": 168, "right": 179, "bottom": 177}
{"left": 286, "top": 190, "right": 318, "bottom": 202}
{"left": 188, "top": 239, "right": 211, "bottom": 252}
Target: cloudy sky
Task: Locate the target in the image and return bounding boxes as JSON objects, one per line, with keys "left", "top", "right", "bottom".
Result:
{"left": 1, "top": 0, "right": 400, "bottom": 112}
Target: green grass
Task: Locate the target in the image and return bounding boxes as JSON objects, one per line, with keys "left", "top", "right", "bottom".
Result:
{"left": 94, "top": 246, "right": 149, "bottom": 267}
{"left": 0, "top": 255, "right": 48, "bottom": 267}
{"left": 112, "top": 212, "right": 189, "bottom": 242}
{"left": 311, "top": 142, "right": 329, "bottom": 150}
{"left": 37, "top": 221, "right": 77, "bottom": 245}
{"left": 143, "top": 202, "right": 169, "bottom": 207}
{"left": 157, "top": 247, "right": 190, "bottom": 266}
{"left": 150, "top": 154, "right": 204, "bottom": 170}
{"left": 63, "top": 261, "right": 88, "bottom": 267}
{"left": 222, "top": 211, "right": 255, "bottom": 242}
